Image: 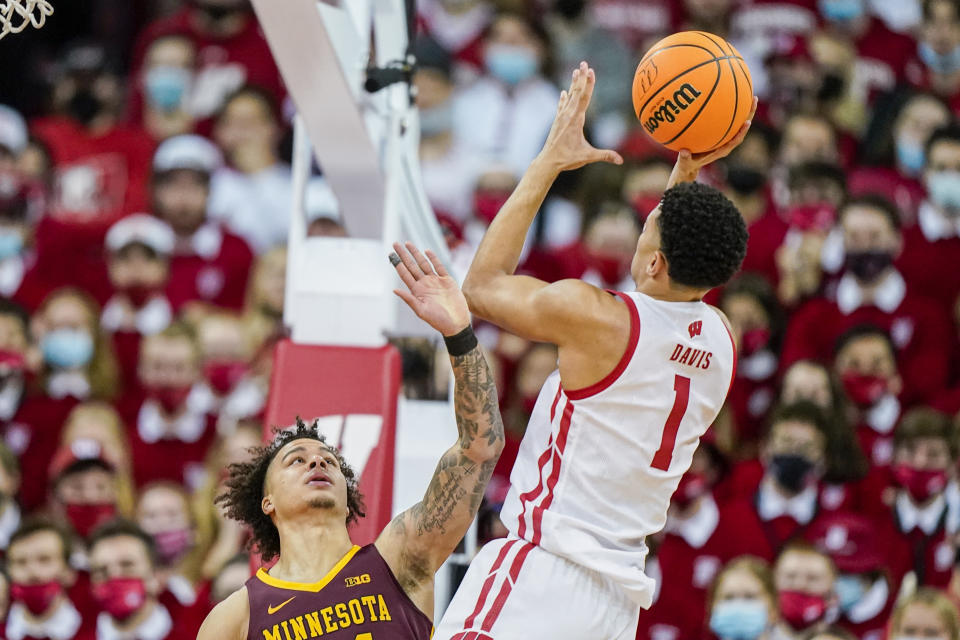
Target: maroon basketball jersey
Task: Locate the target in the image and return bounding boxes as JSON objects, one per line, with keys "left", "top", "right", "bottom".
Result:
{"left": 245, "top": 544, "right": 433, "bottom": 640}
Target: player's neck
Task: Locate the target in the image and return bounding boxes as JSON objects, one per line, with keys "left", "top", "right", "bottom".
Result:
{"left": 634, "top": 279, "right": 704, "bottom": 303}
{"left": 271, "top": 518, "right": 355, "bottom": 583}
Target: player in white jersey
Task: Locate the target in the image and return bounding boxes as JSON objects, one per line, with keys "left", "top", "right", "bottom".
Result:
{"left": 432, "top": 62, "right": 757, "bottom": 639}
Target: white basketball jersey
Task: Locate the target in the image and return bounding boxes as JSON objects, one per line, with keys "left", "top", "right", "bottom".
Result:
{"left": 499, "top": 291, "right": 736, "bottom": 608}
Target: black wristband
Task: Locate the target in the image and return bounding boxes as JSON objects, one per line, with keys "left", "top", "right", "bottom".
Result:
{"left": 444, "top": 325, "right": 478, "bottom": 356}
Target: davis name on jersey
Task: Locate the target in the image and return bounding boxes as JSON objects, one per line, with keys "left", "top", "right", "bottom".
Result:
{"left": 499, "top": 291, "right": 736, "bottom": 608}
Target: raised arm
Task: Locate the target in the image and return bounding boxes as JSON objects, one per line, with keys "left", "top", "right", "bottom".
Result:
{"left": 376, "top": 243, "right": 505, "bottom": 600}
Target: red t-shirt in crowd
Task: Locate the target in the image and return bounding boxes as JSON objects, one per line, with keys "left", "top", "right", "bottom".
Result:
{"left": 845, "top": 17, "right": 916, "bottom": 99}
{"left": 899, "top": 205, "right": 960, "bottom": 318}
{"left": 740, "top": 202, "right": 788, "bottom": 288}
{"left": 883, "top": 491, "right": 955, "bottom": 590}
{"left": 166, "top": 223, "right": 254, "bottom": 312}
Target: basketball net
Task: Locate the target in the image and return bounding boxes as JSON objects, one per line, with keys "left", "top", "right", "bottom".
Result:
{"left": 0, "top": 0, "right": 53, "bottom": 40}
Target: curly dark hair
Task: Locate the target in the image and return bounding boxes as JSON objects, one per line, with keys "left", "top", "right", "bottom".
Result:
{"left": 215, "top": 417, "right": 366, "bottom": 561}
{"left": 657, "top": 182, "right": 748, "bottom": 289}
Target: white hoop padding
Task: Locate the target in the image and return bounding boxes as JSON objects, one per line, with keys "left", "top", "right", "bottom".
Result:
{"left": 0, "top": 0, "right": 53, "bottom": 39}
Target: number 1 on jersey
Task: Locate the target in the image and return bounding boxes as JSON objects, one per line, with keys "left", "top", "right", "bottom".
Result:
{"left": 651, "top": 374, "right": 690, "bottom": 471}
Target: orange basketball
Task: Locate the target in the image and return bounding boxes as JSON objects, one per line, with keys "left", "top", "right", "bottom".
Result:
{"left": 632, "top": 31, "right": 753, "bottom": 154}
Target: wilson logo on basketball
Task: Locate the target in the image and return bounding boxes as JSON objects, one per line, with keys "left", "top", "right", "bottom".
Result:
{"left": 642, "top": 83, "right": 703, "bottom": 134}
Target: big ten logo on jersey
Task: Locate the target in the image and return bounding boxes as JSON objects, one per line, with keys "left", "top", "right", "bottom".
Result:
{"left": 291, "top": 415, "right": 383, "bottom": 475}
{"left": 345, "top": 574, "right": 371, "bottom": 588}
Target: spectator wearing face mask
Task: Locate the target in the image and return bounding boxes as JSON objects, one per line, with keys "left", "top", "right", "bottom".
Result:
{"left": 772, "top": 543, "right": 838, "bottom": 639}
{"left": 122, "top": 323, "right": 216, "bottom": 491}
{"left": 705, "top": 556, "right": 780, "bottom": 640}
{"left": 620, "top": 156, "right": 673, "bottom": 223}
{"left": 853, "top": 92, "right": 951, "bottom": 227}
{"left": 48, "top": 442, "right": 123, "bottom": 546}
{"left": 900, "top": 124, "right": 960, "bottom": 316}
{"left": 721, "top": 275, "right": 786, "bottom": 452}
{"left": 135, "top": 483, "right": 209, "bottom": 633}
{"left": 82, "top": 520, "right": 192, "bottom": 640}
{"left": 781, "top": 194, "right": 953, "bottom": 405}
{"left": 889, "top": 588, "right": 960, "bottom": 640}
{"left": 0, "top": 167, "right": 51, "bottom": 313}
{"left": 884, "top": 408, "right": 959, "bottom": 588}
{"left": 907, "top": 0, "right": 960, "bottom": 112}
{"left": 130, "top": 0, "right": 284, "bottom": 126}
{"left": 637, "top": 444, "right": 744, "bottom": 640}
{"left": 721, "top": 402, "right": 858, "bottom": 561}
{"left": 452, "top": 12, "right": 559, "bottom": 177}
{"left": 101, "top": 214, "right": 175, "bottom": 385}
{"left": 807, "top": 514, "right": 896, "bottom": 640}
{"left": 151, "top": 134, "right": 254, "bottom": 312}
{"left": 139, "top": 35, "right": 197, "bottom": 143}
{"left": 5, "top": 521, "right": 83, "bottom": 640}
{"left": 551, "top": 205, "right": 640, "bottom": 291}
{"left": 414, "top": 36, "right": 484, "bottom": 224}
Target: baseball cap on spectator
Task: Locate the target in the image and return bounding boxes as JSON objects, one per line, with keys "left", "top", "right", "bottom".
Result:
{"left": 48, "top": 438, "right": 115, "bottom": 482}
{"left": 765, "top": 34, "right": 814, "bottom": 64}
{"left": 305, "top": 180, "right": 341, "bottom": 223}
{"left": 106, "top": 214, "right": 176, "bottom": 255}
{"left": 414, "top": 35, "right": 453, "bottom": 79}
{"left": 0, "top": 106, "right": 27, "bottom": 155}
{"left": 152, "top": 134, "right": 223, "bottom": 176}
{"left": 807, "top": 513, "right": 884, "bottom": 574}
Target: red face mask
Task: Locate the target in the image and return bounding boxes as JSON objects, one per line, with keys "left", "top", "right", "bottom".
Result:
{"left": 892, "top": 464, "right": 949, "bottom": 503}
{"left": 841, "top": 372, "right": 888, "bottom": 407}
{"left": 786, "top": 204, "right": 836, "bottom": 233}
{"left": 121, "top": 284, "right": 159, "bottom": 309}
{"left": 93, "top": 577, "right": 147, "bottom": 621}
{"left": 778, "top": 590, "right": 828, "bottom": 631}
{"left": 672, "top": 472, "right": 710, "bottom": 510}
{"left": 66, "top": 502, "right": 116, "bottom": 539}
{"left": 11, "top": 581, "right": 62, "bottom": 616}
{"left": 740, "top": 327, "right": 771, "bottom": 356}
{"left": 147, "top": 384, "right": 193, "bottom": 414}
{"left": 152, "top": 528, "right": 194, "bottom": 566}
{"left": 0, "top": 349, "right": 26, "bottom": 373}
{"left": 586, "top": 250, "right": 630, "bottom": 286}
{"left": 203, "top": 360, "right": 249, "bottom": 395}
{"left": 472, "top": 191, "right": 512, "bottom": 224}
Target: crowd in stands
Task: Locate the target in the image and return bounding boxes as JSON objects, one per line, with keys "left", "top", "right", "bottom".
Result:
{"left": 0, "top": 0, "right": 956, "bottom": 638}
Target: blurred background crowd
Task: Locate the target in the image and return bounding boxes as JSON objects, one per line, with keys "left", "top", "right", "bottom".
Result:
{"left": 0, "top": 0, "right": 957, "bottom": 638}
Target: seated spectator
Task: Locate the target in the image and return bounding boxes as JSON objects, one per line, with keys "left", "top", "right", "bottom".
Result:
{"left": 637, "top": 443, "right": 743, "bottom": 640}
{"left": 48, "top": 443, "right": 121, "bottom": 543}
{"left": 779, "top": 360, "right": 843, "bottom": 412}
{"left": 720, "top": 275, "right": 785, "bottom": 450}
{"left": 551, "top": 204, "right": 639, "bottom": 290}
{"left": 452, "top": 11, "right": 559, "bottom": 176}
{"left": 772, "top": 542, "right": 838, "bottom": 639}
{"left": 414, "top": 36, "right": 484, "bottom": 224}
{"left": 151, "top": 134, "right": 254, "bottom": 311}
{"left": 889, "top": 588, "right": 960, "bottom": 640}
{"left": 808, "top": 513, "right": 896, "bottom": 640}
{"left": 705, "top": 556, "right": 780, "bottom": 640}
{"left": 85, "top": 520, "right": 194, "bottom": 640}
{"left": 901, "top": 124, "right": 960, "bottom": 316}
{"left": 131, "top": 0, "right": 284, "bottom": 123}
{"left": 781, "top": 194, "right": 953, "bottom": 405}
{"left": 0, "top": 442, "right": 20, "bottom": 553}
{"left": 777, "top": 115, "right": 841, "bottom": 178}
{"left": 833, "top": 325, "right": 902, "bottom": 468}
{"left": 30, "top": 40, "right": 154, "bottom": 227}
{"left": 906, "top": 0, "right": 960, "bottom": 113}
{"left": 621, "top": 156, "right": 673, "bottom": 221}
{"left": 885, "top": 408, "right": 958, "bottom": 588}
{"left": 242, "top": 246, "right": 286, "bottom": 350}
{"left": 195, "top": 311, "right": 265, "bottom": 433}
{"left": 723, "top": 402, "right": 855, "bottom": 560}
{"left": 208, "top": 553, "right": 248, "bottom": 606}
{"left": 6, "top": 520, "right": 82, "bottom": 640}
{"left": 209, "top": 86, "right": 308, "bottom": 253}
{"left": 464, "top": 167, "right": 520, "bottom": 253}
{"left": 101, "top": 214, "right": 175, "bottom": 384}
{"left": 33, "top": 288, "right": 118, "bottom": 404}
{"left": 124, "top": 323, "right": 217, "bottom": 490}
{"left": 139, "top": 35, "right": 197, "bottom": 143}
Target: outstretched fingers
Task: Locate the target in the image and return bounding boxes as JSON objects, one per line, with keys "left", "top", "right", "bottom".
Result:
{"left": 425, "top": 249, "right": 450, "bottom": 277}
{"left": 405, "top": 242, "right": 436, "bottom": 277}
{"left": 392, "top": 241, "right": 423, "bottom": 280}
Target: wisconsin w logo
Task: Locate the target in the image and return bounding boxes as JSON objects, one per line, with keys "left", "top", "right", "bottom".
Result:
{"left": 688, "top": 321, "right": 703, "bottom": 339}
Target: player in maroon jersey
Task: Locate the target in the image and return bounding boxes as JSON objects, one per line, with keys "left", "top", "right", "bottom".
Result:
{"left": 198, "top": 246, "right": 505, "bottom": 639}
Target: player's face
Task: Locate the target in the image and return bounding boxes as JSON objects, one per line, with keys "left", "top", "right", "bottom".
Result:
{"left": 263, "top": 438, "right": 349, "bottom": 523}
{"left": 774, "top": 551, "right": 834, "bottom": 598}
{"left": 895, "top": 602, "right": 951, "bottom": 640}
{"left": 630, "top": 205, "right": 664, "bottom": 286}
{"left": 7, "top": 531, "right": 71, "bottom": 586}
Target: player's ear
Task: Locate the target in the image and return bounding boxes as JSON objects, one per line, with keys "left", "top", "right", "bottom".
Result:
{"left": 647, "top": 250, "right": 667, "bottom": 277}
{"left": 262, "top": 495, "right": 274, "bottom": 516}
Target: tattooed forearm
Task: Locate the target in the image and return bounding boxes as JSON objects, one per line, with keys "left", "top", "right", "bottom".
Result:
{"left": 450, "top": 346, "right": 505, "bottom": 456}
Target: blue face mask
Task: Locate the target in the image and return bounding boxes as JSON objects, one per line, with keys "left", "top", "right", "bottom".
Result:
{"left": 927, "top": 170, "right": 960, "bottom": 212}
{"left": 484, "top": 44, "right": 539, "bottom": 85}
{"left": 919, "top": 42, "right": 960, "bottom": 75}
{"left": 0, "top": 230, "right": 23, "bottom": 260}
{"left": 895, "top": 136, "right": 926, "bottom": 175}
{"left": 41, "top": 328, "right": 94, "bottom": 369}
{"left": 419, "top": 101, "right": 453, "bottom": 137}
{"left": 144, "top": 66, "right": 192, "bottom": 112}
{"left": 818, "top": 0, "right": 865, "bottom": 22}
{"left": 835, "top": 574, "right": 865, "bottom": 612}
{"left": 710, "top": 599, "right": 769, "bottom": 640}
